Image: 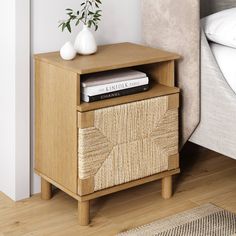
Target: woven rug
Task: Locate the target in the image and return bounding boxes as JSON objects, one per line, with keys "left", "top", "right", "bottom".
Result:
{"left": 118, "top": 204, "right": 236, "bottom": 236}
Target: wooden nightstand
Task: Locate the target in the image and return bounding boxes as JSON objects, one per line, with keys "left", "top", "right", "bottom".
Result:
{"left": 35, "top": 42, "right": 180, "bottom": 226}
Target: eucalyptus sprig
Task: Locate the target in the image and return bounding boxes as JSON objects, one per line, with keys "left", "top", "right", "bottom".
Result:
{"left": 59, "top": 0, "right": 102, "bottom": 33}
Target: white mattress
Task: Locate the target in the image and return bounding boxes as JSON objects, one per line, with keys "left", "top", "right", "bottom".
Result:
{"left": 210, "top": 43, "right": 236, "bottom": 94}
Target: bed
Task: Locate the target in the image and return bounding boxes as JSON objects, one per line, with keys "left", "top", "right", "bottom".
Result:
{"left": 142, "top": 0, "right": 236, "bottom": 160}
{"left": 190, "top": 5, "right": 236, "bottom": 160}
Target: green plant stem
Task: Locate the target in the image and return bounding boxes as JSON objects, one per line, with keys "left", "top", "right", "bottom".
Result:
{"left": 84, "top": 0, "right": 89, "bottom": 25}
{"left": 59, "top": 0, "right": 102, "bottom": 32}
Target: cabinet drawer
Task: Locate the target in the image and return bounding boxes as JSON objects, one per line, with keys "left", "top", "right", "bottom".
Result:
{"left": 77, "top": 94, "right": 179, "bottom": 196}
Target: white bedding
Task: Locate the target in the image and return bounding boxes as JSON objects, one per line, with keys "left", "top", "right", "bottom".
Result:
{"left": 202, "top": 8, "right": 236, "bottom": 49}
{"left": 210, "top": 43, "right": 236, "bottom": 94}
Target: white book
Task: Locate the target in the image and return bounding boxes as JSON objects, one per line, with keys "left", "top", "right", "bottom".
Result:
{"left": 82, "top": 69, "right": 147, "bottom": 88}
{"left": 82, "top": 77, "right": 149, "bottom": 96}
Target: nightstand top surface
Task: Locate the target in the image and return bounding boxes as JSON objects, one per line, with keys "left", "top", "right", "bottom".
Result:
{"left": 35, "top": 42, "right": 180, "bottom": 74}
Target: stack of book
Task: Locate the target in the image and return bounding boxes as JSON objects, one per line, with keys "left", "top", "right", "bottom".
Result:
{"left": 81, "top": 69, "right": 149, "bottom": 102}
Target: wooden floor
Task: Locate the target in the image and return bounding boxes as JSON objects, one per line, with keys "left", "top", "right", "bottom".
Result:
{"left": 1, "top": 143, "right": 236, "bottom": 236}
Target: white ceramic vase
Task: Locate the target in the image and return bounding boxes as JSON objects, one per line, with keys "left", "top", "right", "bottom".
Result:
{"left": 74, "top": 24, "right": 97, "bottom": 55}
{"left": 60, "top": 41, "right": 77, "bottom": 60}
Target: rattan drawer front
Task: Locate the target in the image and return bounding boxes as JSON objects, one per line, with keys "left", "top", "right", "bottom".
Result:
{"left": 78, "top": 94, "right": 179, "bottom": 195}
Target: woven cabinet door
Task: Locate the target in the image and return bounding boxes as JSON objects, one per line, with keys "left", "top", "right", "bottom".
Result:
{"left": 78, "top": 95, "right": 179, "bottom": 195}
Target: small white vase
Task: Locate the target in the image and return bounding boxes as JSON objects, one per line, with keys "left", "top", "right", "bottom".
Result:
{"left": 74, "top": 25, "right": 97, "bottom": 55}
{"left": 60, "top": 41, "right": 77, "bottom": 60}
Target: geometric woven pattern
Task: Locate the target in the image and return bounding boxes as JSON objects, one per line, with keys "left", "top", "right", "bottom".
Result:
{"left": 118, "top": 204, "right": 236, "bottom": 236}
{"left": 78, "top": 96, "right": 178, "bottom": 192}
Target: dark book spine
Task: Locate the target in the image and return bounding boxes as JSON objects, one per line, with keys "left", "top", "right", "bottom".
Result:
{"left": 86, "top": 84, "right": 149, "bottom": 102}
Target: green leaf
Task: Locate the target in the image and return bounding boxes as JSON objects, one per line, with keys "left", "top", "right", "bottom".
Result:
{"left": 58, "top": 22, "right": 64, "bottom": 28}
{"left": 62, "top": 23, "right": 66, "bottom": 32}
{"left": 59, "top": 0, "right": 102, "bottom": 34}
{"left": 66, "top": 22, "right": 71, "bottom": 33}
{"left": 88, "top": 20, "right": 92, "bottom": 28}
{"left": 75, "top": 19, "right": 80, "bottom": 26}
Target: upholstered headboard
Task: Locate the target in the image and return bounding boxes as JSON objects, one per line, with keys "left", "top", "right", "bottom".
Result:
{"left": 201, "top": 0, "right": 236, "bottom": 17}
{"left": 142, "top": 0, "right": 200, "bottom": 147}
{"left": 142, "top": 0, "right": 236, "bottom": 147}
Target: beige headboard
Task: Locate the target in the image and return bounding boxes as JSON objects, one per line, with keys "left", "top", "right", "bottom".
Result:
{"left": 142, "top": 0, "right": 200, "bottom": 147}
{"left": 201, "top": 0, "right": 236, "bottom": 17}
{"left": 142, "top": 0, "right": 236, "bottom": 147}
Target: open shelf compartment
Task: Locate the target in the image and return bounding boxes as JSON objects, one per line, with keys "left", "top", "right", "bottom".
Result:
{"left": 77, "top": 82, "right": 179, "bottom": 112}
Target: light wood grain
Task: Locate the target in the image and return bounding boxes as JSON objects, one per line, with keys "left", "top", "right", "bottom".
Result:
{"left": 78, "top": 178, "right": 95, "bottom": 196}
{"left": 162, "top": 176, "right": 172, "bottom": 199}
{"left": 1, "top": 144, "right": 236, "bottom": 235}
{"left": 77, "top": 74, "right": 81, "bottom": 105}
{"left": 168, "top": 94, "right": 179, "bottom": 110}
{"left": 35, "top": 60, "right": 78, "bottom": 193}
{"left": 139, "top": 60, "right": 175, "bottom": 87}
{"left": 78, "top": 201, "right": 90, "bottom": 226}
{"left": 77, "top": 83, "right": 179, "bottom": 112}
{"left": 41, "top": 178, "right": 52, "bottom": 200}
{"left": 35, "top": 170, "right": 80, "bottom": 201}
{"left": 35, "top": 43, "right": 180, "bottom": 75}
{"left": 78, "top": 111, "right": 94, "bottom": 128}
{"left": 36, "top": 169, "right": 179, "bottom": 202}
{"left": 80, "top": 169, "right": 180, "bottom": 202}
{"left": 168, "top": 154, "right": 180, "bottom": 170}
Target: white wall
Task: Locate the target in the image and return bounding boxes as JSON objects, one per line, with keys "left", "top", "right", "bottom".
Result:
{"left": 32, "top": 0, "right": 142, "bottom": 193}
{"left": 0, "top": 0, "right": 16, "bottom": 200}
{"left": 0, "top": 0, "right": 30, "bottom": 201}
{"left": 32, "top": 0, "right": 142, "bottom": 53}
{"left": 15, "top": 0, "right": 30, "bottom": 201}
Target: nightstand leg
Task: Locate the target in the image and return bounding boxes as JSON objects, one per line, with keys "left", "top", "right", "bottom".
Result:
{"left": 78, "top": 200, "right": 90, "bottom": 226}
{"left": 162, "top": 175, "right": 172, "bottom": 199}
{"left": 41, "top": 178, "right": 52, "bottom": 200}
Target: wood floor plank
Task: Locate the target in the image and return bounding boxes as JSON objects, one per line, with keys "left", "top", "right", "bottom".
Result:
{"left": 192, "top": 187, "right": 236, "bottom": 212}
